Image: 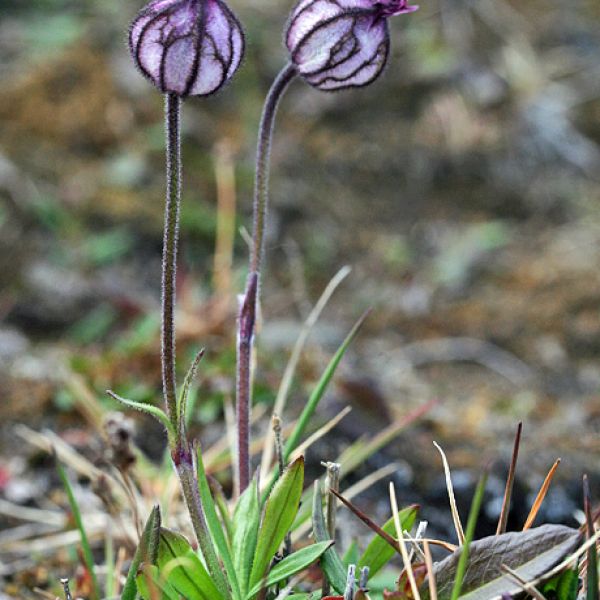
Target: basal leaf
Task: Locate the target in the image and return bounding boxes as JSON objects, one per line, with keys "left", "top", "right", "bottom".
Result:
{"left": 421, "top": 524, "right": 582, "bottom": 600}
{"left": 121, "top": 505, "right": 161, "bottom": 600}
{"left": 357, "top": 505, "right": 418, "bottom": 577}
{"left": 196, "top": 445, "right": 241, "bottom": 600}
{"left": 157, "top": 528, "right": 224, "bottom": 600}
{"left": 312, "top": 482, "right": 347, "bottom": 594}
{"left": 249, "top": 457, "right": 305, "bottom": 593}
{"left": 246, "top": 541, "right": 333, "bottom": 598}
{"left": 136, "top": 564, "right": 180, "bottom": 600}
{"left": 233, "top": 476, "right": 260, "bottom": 597}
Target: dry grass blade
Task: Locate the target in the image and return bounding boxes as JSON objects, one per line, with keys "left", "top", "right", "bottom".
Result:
{"left": 213, "top": 140, "right": 237, "bottom": 299}
{"left": 523, "top": 458, "right": 561, "bottom": 530}
{"left": 290, "top": 406, "right": 352, "bottom": 461}
{"left": 390, "top": 482, "right": 421, "bottom": 600}
{"left": 260, "top": 265, "right": 351, "bottom": 474}
{"left": 33, "top": 587, "right": 56, "bottom": 599}
{"left": 433, "top": 441, "right": 465, "bottom": 545}
{"left": 404, "top": 537, "right": 458, "bottom": 553}
{"left": 340, "top": 400, "right": 436, "bottom": 476}
{"left": 423, "top": 539, "right": 438, "bottom": 600}
{"left": 497, "top": 422, "right": 522, "bottom": 535}
{"left": 0, "top": 498, "right": 64, "bottom": 527}
{"left": 500, "top": 564, "right": 546, "bottom": 600}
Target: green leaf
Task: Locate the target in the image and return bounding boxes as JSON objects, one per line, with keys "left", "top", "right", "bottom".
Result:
{"left": 233, "top": 476, "right": 261, "bottom": 597}
{"left": 177, "top": 349, "right": 204, "bottom": 436}
{"left": 556, "top": 568, "right": 580, "bottom": 600}
{"left": 420, "top": 524, "right": 582, "bottom": 600}
{"left": 121, "top": 505, "right": 161, "bottom": 600}
{"left": 357, "top": 506, "right": 418, "bottom": 577}
{"left": 283, "top": 311, "right": 369, "bottom": 463}
{"left": 312, "top": 481, "right": 346, "bottom": 594}
{"left": 55, "top": 458, "right": 101, "bottom": 600}
{"left": 246, "top": 541, "right": 333, "bottom": 598}
{"left": 249, "top": 457, "right": 305, "bottom": 593}
{"left": 196, "top": 445, "right": 241, "bottom": 600}
{"left": 136, "top": 564, "right": 180, "bottom": 600}
{"left": 157, "top": 528, "right": 225, "bottom": 600}
{"left": 542, "top": 568, "right": 580, "bottom": 600}
{"left": 108, "top": 390, "right": 176, "bottom": 446}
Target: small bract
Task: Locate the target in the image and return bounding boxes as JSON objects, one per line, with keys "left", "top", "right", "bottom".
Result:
{"left": 129, "top": 0, "right": 244, "bottom": 97}
{"left": 285, "top": 0, "right": 417, "bottom": 91}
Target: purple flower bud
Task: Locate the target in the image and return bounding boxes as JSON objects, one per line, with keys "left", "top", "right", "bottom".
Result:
{"left": 129, "top": 0, "right": 244, "bottom": 97}
{"left": 285, "top": 0, "right": 417, "bottom": 91}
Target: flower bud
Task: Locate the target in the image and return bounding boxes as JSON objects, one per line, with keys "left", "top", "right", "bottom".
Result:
{"left": 129, "top": 0, "right": 244, "bottom": 97}
{"left": 285, "top": 0, "right": 417, "bottom": 91}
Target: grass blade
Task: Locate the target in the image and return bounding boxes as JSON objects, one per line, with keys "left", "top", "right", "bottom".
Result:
{"left": 260, "top": 265, "right": 351, "bottom": 475}
{"left": 283, "top": 310, "right": 369, "bottom": 462}
{"left": 55, "top": 456, "right": 101, "bottom": 600}
{"left": 449, "top": 472, "right": 488, "bottom": 600}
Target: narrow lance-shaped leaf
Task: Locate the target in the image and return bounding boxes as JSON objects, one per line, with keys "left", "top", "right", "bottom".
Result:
{"left": 177, "top": 349, "right": 204, "bottom": 437}
{"left": 233, "top": 475, "right": 261, "bottom": 597}
{"left": 312, "top": 482, "right": 347, "bottom": 594}
{"left": 249, "top": 457, "right": 305, "bottom": 593}
{"left": 121, "top": 505, "right": 161, "bottom": 600}
{"left": 107, "top": 390, "right": 176, "bottom": 447}
{"left": 246, "top": 541, "right": 334, "bottom": 598}
{"left": 136, "top": 564, "right": 180, "bottom": 600}
{"left": 156, "top": 527, "right": 225, "bottom": 600}
{"left": 195, "top": 443, "right": 242, "bottom": 600}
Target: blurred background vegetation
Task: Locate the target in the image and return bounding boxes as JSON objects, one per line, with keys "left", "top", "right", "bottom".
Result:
{"left": 1, "top": 0, "right": 600, "bottom": 591}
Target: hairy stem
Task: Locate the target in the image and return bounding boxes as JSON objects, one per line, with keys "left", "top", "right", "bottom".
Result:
{"left": 162, "top": 92, "right": 181, "bottom": 428}
{"left": 162, "top": 96, "right": 228, "bottom": 595}
{"left": 175, "top": 450, "right": 230, "bottom": 597}
{"left": 236, "top": 63, "right": 297, "bottom": 494}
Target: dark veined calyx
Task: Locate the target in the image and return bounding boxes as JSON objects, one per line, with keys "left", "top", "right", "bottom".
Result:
{"left": 129, "top": 0, "right": 245, "bottom": 97}
{"left": 285, "top": 0, "right": 417, "bottom": 91}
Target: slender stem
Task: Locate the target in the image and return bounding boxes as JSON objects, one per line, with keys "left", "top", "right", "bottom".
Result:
{"left": 236, "top": 63, "right": 297, "bottom": 494}
{"left": 250, "top": 62, "right": 297, "bottom": 274}
{"left": 162, "top": 92, "right": 181, "bottom": 428}
{"left": 162, "top": 95, "right": 228, "bottom": 595}
{"left": 175, "top": 451, "right": 230, "bottom": 598}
